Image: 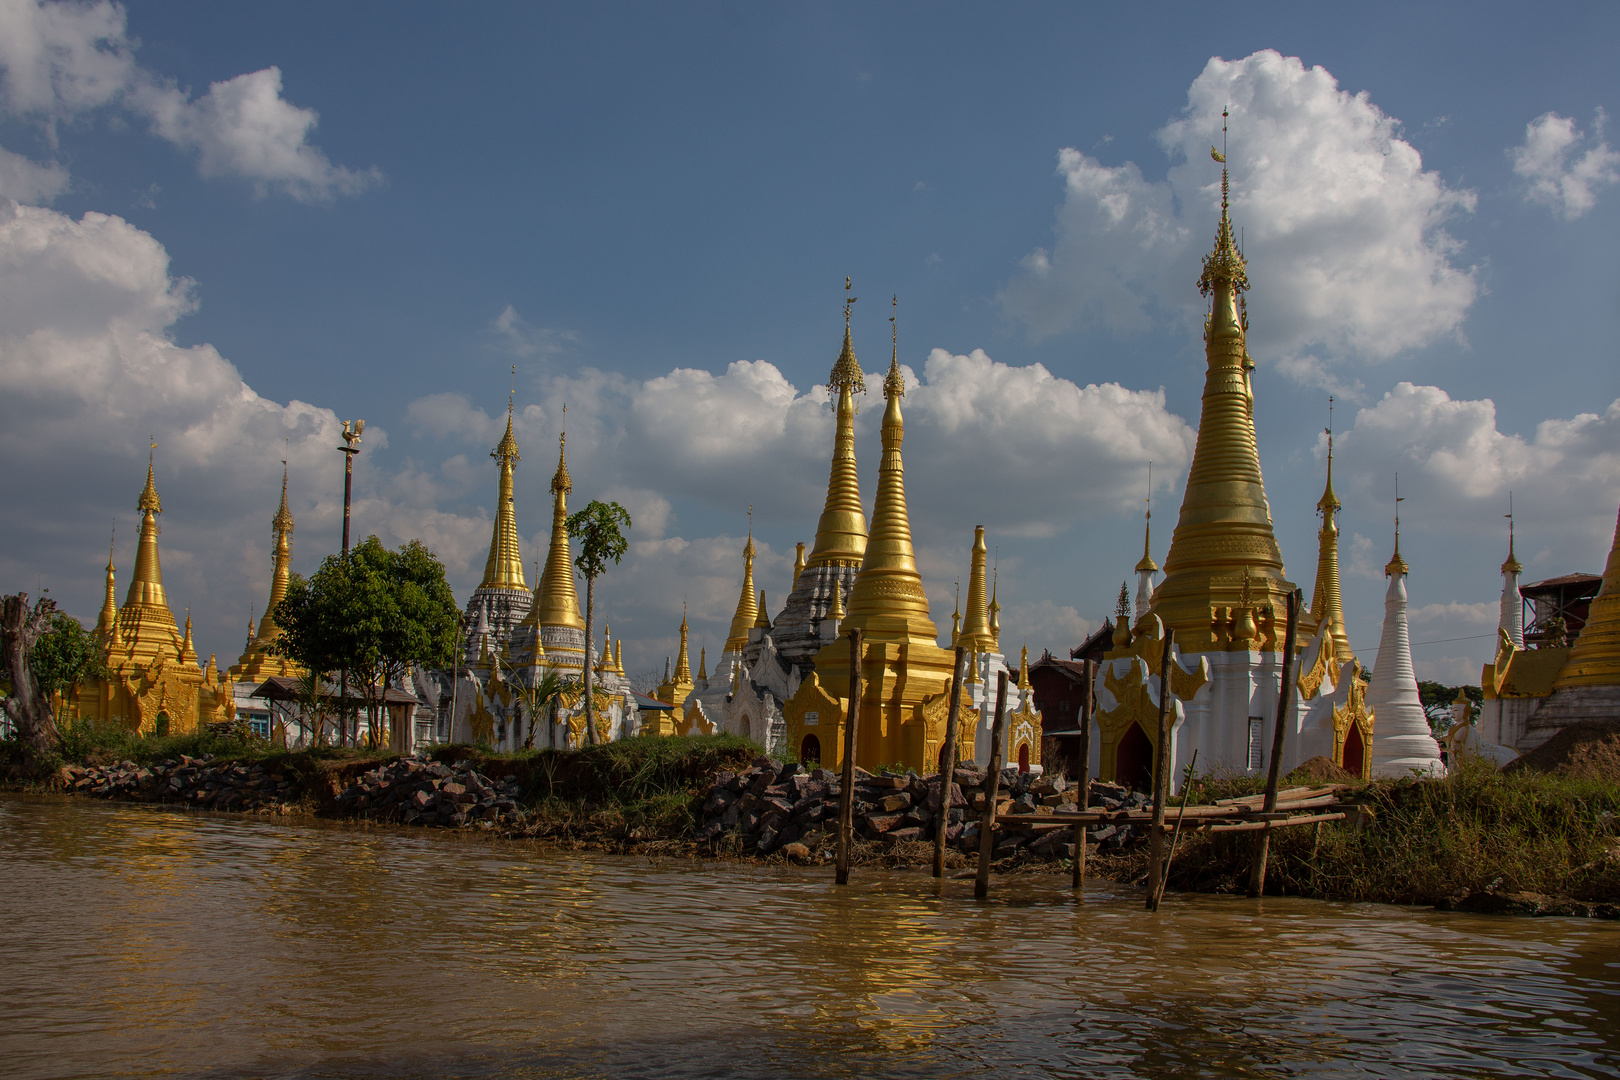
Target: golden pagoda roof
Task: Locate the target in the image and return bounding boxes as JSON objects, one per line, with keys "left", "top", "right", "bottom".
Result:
{"left": 724, "top": 527, "right": 759, "bottom": 651}
{"left": 959, "top": 526, "right": 994, "bottom": 651}
{"left": 534, "top": 428, "right": 585, "bottom": 631}
{"left": 1553, "top": 501, "right": 1620, "bottom": 690}
{"left": 806, "top": 282, "right": 869, "bottom": 571}
{"left": 118, "top": 451, "right": 185, "bottom": 665}
{"left": 1135, "top": 507, "right": 1158, "bottom": 574}
{"left": 231, "top": 464, "right": 301, "bottom": 682}
{"left": 479, "top": 404, "right": 528, "bottom": 591}
{"left": 673, "top": 607, "right": 692, "bottom": 683}
{"left": 840, "top": 345, "right": 936, "bottom": 644}
{"left": 1502, "top": 513, "right": 1524, "bottom": 575}
{"left": 754, "top": 591, "right": 770, "bottom": 630}
{"left": 1309, "top": 434, "right": 1353, "bottom": 665}
{"left": 95, "top": 531, "right": 118, "bottom": 641}
{"left": 1151, "top": 143, "right": 1305, "bottom": 652}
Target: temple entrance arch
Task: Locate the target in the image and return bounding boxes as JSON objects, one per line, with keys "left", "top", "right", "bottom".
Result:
{"left": 1342, "top": 724, "right": 1365, "bottom": 778}
{"left": 154, "top": 712, "right": 170, "bottom": 737}
{"left": 1115, "top": 721, "right": 1153, "bottom": 793}
{"left": 1018, "top": 743, "right": 1030, "bottom": 773}
{"left": 800, "top": 733, "right": 821, "bottom": 764}
{"left": 740, "top": 716, "right": 752, "bottom": 740}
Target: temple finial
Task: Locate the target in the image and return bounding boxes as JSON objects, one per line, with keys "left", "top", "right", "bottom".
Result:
{"left": 1386, "top": 473, "right": 1409, "bottom": 576}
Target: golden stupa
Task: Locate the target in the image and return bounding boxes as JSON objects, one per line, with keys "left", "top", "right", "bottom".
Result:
{"left": 785, "top": 311, "right": 959, "bottom": 772}
{"left": 1149, "top": 151, "right": 1312, "bottom": 652}
{"left": 481, "top": 404, "right": 528, "bottom": 593}
{"left": 76, "top": 452, "right": 232, "bottom": 734}
{"left": 229, "top": 463, "right": 302, "bottom": 685}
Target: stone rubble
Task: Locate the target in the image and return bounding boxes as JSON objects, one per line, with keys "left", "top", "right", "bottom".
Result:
{"left": 336, "top": 756, "right": 525, "bottom": 830}
{"left": 693, "top": 755, "right": 1152, "bottom": 862}
{"left": 58, "top": 757, "right": 298, "bottom": 812}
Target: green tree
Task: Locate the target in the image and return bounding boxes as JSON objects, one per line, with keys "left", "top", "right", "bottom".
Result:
{"left": 274, "top": 537, "right": 458, "bottom": 746}
{"left": 1418, "top": 681, "right": 1484, "bottom": 734}
{"left": 29, "top": 613, "right": 106, "bottom": 715}
{"left": 566, "top": 500, "right": 631, "bottom": 746}
{"left": 518, "top": 666, "right": 577, "bottom": 750}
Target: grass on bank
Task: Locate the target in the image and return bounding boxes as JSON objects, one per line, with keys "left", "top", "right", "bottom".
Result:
{"left": 1170, "top": 756, "right": 1620, "bottom": 904}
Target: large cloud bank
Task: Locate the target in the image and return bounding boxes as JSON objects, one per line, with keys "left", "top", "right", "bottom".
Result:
{"left": 0, "top": 0, "right": 379, "bottom": 201}
{"left": 1000, "top": 50, "right": 1479, "bottom": 388}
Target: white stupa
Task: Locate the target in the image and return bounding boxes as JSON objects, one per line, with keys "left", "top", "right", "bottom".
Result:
{"left": 1367, "top": 530, "right": 1445, "bottom": 778}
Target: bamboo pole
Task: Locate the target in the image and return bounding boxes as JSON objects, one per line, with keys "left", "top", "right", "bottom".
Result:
{"left": 1072, "top": 657, "right": 1094, "bottom": 890}
{"left": 1150, "top": 749, "right": 1198, "bottom": 910}
{"left": 1248, "top": 589, "right": 1302, "bottom": 899}
{"left": 835, "top": 628, "right": 863, "bottom": 886}
{"left": 933, "top": 645, "right": 967, "bottom": 879}
{"left": 1144, "top": 627, "right": 1176, "bottom": 909}
{"left": 974, "top": 670, "right": 1010, "bottom": 900}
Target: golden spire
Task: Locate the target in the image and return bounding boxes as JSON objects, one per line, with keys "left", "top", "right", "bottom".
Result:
{"left": 959, "top": 526, "right": 993, "bottom": 651}
{"left": 949, "top": 579, "right": 960, "bottom": 647}
{"left": 602, "top": 623, "right": 616, "bottom": 673}
{"left": 1310, "top": 405, "right": 1351, "bottom": 663}
{"left": 180, "top": 611, "right": 196, "bottom": 664}
{"left": 1552, "top": 501, "right": 1620, "bottom": 690}
{"left": 827, "top": 581, "right": 845, "bottom": 621}
{"left": 697, "top": 645, "right": 707, "bottom": 681}
{"left": 1019, "top": 642, "right": 1029, "bottom": 687}
{"left": 1135, "top": 463, "right": 1158, "bottom": 574}
{"left": 989, "top": 563, "right": 1001, "bottom": 648}
{"left": 754, "top": 591, "right": 771, "bottom": 630}
{"left": 95, "top": 528, "right": 118, "bottom": 642}
{"left": 614, "top": 638, "right": 623, "bottom": 673}
{"left": 807, "top": 279, "right": 869, "bottom": 570}
{"left": 674, "top": 605, "right": 692, "bottom": 683}
{"left": 1154, "top": 120, "right": 1301, "bottom": 651}
{"left": 251, "top": 460, "right": 297, "bottom": 645}
{"left": 792, "top": 542, "right": 806, "bottom": 590}
{"left": 119, "top": 443, "right": 184, "bottom": 663}
{"left": 1502, "top": 493, "right": 1523, "bottom": 575}
{"left": 724, "top": 510, "right": 759, "bottom": 651}
{"left": 840, "top": 317, "right": 937, "bottom": 644}
{"left": 1386, "top": 474, "right": 1409, "bottom": 577}
{"left": 480, "top": 383, "right": 527, "bottom": 591}
{"left": 535, "top": 415, "right": 585, "bottom": 631}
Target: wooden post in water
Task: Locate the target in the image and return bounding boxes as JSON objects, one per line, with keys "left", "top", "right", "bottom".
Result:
{"left": 835, "top": 628, "right": 863, "bottom": 886}
{"left": 1072, "top": 658, "right": 1094, "bottom": 891}
{"left": 974, "top": 670, "right": 1010, "bottom": 900}
{"left": 933, "top": 645, "right": 967, "bottom": 879}
{"left": 1248, "top": 589, "right": 1302, "bottom": 899}
{"left": 1151, "top": 749, "right": 1198, "bottom": 911}
{"left": 1145, "top": 627, "right": 1176, "bottom": 910}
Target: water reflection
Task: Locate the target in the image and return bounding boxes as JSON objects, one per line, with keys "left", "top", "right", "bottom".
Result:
{"left": 0, "top": 794, "right": 1616, "bottom": 1080}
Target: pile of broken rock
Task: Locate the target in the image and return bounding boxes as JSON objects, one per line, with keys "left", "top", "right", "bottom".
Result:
{"left": 693, "top": 756, "right": 1150, "bottom": 862}
{"left": 335, "top": 757, "right": 524, "bottom": 829}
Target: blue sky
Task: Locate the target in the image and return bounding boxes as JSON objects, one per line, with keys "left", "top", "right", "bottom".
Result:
{"left": 1, "top": 0, "right": 1616, "bottom": 685}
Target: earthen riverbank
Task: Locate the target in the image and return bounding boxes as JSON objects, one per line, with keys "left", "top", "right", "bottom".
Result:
{"left": 11, "top": 730, "right": 1620, "bottom": 914}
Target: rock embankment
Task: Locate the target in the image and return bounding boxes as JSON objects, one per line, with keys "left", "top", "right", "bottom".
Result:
{"left": 59, "top": 756, "right": 299, "bottom": 812}
{"left": 693, "top": 756, "right": 1148, "bottom": 862}
{"left": 335, "top": 756, "right": 524, "bottom": 829}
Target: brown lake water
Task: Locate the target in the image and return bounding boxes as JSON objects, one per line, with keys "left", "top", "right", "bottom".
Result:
{"left": 1, "top": 794, "right": 1617, "bottom": 1080}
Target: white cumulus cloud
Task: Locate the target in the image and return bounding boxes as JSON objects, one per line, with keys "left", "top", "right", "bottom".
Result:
{"left": 1510, "top": 109, "right": 1620, "bottom": 219}
{"left": 0, "top": 201, "right": 410, "bottom": 665}
{"left": 1001, "top": 49, "right": 1478, "bottom": 380}
{"left": 0, "top": 0, "right": 378, "bottom": 202}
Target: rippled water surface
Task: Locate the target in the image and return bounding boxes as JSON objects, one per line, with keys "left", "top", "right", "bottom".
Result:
{"left": 2, "top": 795, "right": 1617, "bottom": 1079}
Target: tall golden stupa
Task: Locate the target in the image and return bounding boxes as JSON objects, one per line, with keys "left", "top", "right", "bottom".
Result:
{"left": 784, "top": 312, "right": 958, "bottom": 772}
{"left": 75, "top": 451, "right": 233, "bottom": 734}
{"left": 229, "top": 462, "right": 301, "bottom": 685}
{"left": 1151, "top": 153, "right": 1311, "bottom": 653}
{"left": 770, "top": 280, "right": 870, "bottom": 664}
{"left": 1095, "top": 140, "right": 1324, "bottom": 784}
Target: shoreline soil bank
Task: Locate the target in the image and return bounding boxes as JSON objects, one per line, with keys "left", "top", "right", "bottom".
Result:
{"left": 8, "top": 727, "right": 1620, "bottom": 917}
